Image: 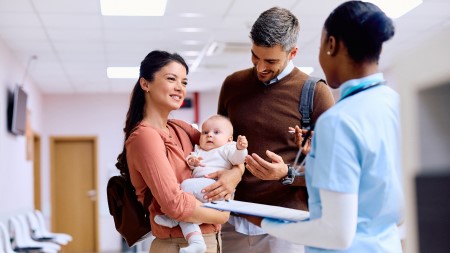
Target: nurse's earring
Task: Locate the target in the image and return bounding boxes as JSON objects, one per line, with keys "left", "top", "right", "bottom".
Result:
{"left": 327, "top": 51, "right": 331, "bottom": 55}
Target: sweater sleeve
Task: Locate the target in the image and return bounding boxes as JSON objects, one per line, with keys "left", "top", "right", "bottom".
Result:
{"left": 261, "top": 189, "right": 357, "bottom": 250}
{"left": 311, "top": 81, "right": 335, "bottom": 124}
{"left": 126, "top": 126, "right": 196, "bottom": 221}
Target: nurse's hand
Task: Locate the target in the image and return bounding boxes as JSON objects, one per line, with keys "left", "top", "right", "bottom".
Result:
{"left": 245, "top": 150, "right": 288, "bottom": 180}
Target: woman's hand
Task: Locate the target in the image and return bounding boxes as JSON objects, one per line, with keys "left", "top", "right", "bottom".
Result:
{"left": 245, "top": 150, "right": 288, "bottom": 180}
{"left": 202, "top": 164, "right": 244, "bottom": 202}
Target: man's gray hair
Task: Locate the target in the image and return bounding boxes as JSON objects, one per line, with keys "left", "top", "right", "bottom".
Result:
{"left": 250, "top": 7, "right": 300, "bottom": 52}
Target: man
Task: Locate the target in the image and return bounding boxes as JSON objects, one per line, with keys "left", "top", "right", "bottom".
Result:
{"left": 217, "top": 7, "right": 335, "bottom": 253}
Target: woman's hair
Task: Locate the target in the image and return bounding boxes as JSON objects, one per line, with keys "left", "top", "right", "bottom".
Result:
{"left": 116, "top": 50, "right": 189, "bottom": 178}
{"left": 324, "top": 0, "right": 395, "bottom": 63}
{"left": 250, "top": 7, "right": 300, "bottom": 52}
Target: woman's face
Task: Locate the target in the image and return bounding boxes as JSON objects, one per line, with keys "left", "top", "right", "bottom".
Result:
{"left": 147, "top": 61, "right": 188, "bottom": 111}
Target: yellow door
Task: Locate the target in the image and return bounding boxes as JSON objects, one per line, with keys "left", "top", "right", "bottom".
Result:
{"left": 51, "top": 137, "right": 98, "bottom": 252}
{"left": 33, "top": 135, "right": 41, "bottom": 210}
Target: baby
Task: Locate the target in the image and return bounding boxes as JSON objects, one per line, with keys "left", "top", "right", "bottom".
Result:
{"left": 155, "top": 114, "right": 248, "bottom": 253}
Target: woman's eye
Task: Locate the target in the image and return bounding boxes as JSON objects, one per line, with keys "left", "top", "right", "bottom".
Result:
{"left": 182, "top": 81, "right": 188, "bottom": 86}
{"left": 168, "top": 77, "right": 176, "bottom": 81}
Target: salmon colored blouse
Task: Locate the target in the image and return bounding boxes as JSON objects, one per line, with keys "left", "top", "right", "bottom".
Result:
{"left": 126, "top": 119, "right": 220, "bottom": 239}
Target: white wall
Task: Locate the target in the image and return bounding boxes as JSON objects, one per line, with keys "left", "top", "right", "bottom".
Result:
{"left": 0, "top": 40, "right": 43, "bottom": 221}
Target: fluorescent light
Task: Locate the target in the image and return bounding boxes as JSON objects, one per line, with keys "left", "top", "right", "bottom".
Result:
{"left": 366, "top": 0, "right": 422, "bottom": 19}
{"left": 179, "top": 13, "right": 203, "bottom": 18}
{"left": 177, "top": 28, "right": 205, "bottom": 33}
{"left": 107, "top": 67, "right": 139, "bottom": 79}
{"left": 100, "top": 0, "right": 167, "bottom": 16}
{"left": 298, "top": 67, "right": 314, "bottom": 75}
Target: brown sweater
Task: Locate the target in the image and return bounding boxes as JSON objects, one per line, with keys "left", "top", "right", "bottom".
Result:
{"left": 218, "top": 67, "right": 335, "bottom": 210}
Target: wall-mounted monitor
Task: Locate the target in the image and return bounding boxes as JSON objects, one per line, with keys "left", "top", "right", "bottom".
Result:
{"left": 7, "top": 85, "right": 28, "bottom": 135}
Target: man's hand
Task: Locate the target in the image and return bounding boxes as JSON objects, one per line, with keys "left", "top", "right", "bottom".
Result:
{"left": 245, "top": 150, "right": 288, "bottom": 180}
{"left": 236, "top": 135, "right": 248, "bottom": 150}
{"left": 202, "top": 164, "right": 244, "bottom": 202}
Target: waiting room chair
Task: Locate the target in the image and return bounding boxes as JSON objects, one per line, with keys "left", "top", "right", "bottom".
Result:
{"left": 25, "top": 212, "right": 69, "bottom": 246}
{"left": 33, "top": 211, "right": 72, "bottom": 244}
{"left": 8, "top": 216, "right": 59, "bottom": 253}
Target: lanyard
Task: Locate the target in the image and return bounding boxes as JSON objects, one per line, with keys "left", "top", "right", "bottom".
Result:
{"left": 339, "top": 81, "right": 384, "bottom": 102}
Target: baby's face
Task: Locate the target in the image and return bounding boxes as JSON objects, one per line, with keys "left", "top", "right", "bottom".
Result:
{"left": 199, "top": 118, "right": 232, "bottom": 151}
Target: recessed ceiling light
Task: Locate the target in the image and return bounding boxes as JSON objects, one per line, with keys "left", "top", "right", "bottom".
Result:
{"left": 100, "top": 0, "right": 167, "bottom": 16}
{"left": 179, "top": 13, "right": 203, "bottom": 18}
{"left": 177, "top": 28, "right": 205, "bottom": 33}
{"left": 366, "top": 0, "right": 422, "bottom": 18}
{"left": 107, "top": 67, "right": 139, "bottom": 79}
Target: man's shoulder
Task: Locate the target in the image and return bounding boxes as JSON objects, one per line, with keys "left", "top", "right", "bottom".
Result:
{"left": 225, "top": 67, "right": 254, "bottom": 82}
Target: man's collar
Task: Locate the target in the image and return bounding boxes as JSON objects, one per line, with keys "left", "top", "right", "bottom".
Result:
{"left": 263, "top": 61, "right": 295, "bottom": 86}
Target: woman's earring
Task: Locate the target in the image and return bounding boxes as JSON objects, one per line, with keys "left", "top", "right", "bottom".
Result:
{"left": 327, "top": 51, "right": 331, "bottom": 55}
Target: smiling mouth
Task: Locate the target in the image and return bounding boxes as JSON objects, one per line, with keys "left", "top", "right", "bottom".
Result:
{"left": 171, "top": 95, "right": 182, "bottom": 101}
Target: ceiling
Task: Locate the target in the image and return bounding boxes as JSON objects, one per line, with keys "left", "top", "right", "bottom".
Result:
{"left": 0, "top": 0, "right": 449, "bottom": 94}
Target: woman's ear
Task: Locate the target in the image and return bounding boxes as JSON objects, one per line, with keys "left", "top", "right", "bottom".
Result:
{"left": 327, "top": 36, "right": 338, "bottom": 56}
{"left": 139, "top": 77, "right": 150, "bottom": 92}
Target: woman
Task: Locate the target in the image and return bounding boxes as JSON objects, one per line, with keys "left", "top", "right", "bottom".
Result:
{"left": 244, "top": 1, "right": 403, "bottom": 252}
{"left": 116, "top": 50, "right": 243, "bottom": 252}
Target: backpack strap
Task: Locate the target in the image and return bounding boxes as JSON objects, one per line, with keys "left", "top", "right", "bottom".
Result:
{"left": 299, "top": 77, "right": 324, "bottom": 130}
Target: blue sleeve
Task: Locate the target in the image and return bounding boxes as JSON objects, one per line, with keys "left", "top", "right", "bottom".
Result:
{"left": 311, "top": 113, "right": 362, "bottom": 193}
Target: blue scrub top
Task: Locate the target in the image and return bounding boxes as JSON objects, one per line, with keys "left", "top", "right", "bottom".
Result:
{"left": 305, "top": 73, "right": 404, "bottom": 253}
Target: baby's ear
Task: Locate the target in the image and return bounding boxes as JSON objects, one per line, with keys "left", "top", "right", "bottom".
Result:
{"left": 228, "top": 136, "right": 233, "bottom": 142}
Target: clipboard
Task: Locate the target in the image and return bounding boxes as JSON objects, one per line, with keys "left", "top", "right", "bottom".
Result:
{"left": 203, "top": 200, "right": 309, "bottom": 222}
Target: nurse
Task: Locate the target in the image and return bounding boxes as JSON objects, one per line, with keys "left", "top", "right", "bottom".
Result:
{"left": 244, "top": 1, "right": 404, "bottom": 252}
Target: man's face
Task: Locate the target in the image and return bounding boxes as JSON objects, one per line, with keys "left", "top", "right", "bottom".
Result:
{"left": 251, "top": 44, "right": 297, "bottom": 83}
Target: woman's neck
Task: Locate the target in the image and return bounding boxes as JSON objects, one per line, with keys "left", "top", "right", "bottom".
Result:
{"left": 338, "top": 61, "right": 378, "bottom": 84}
{"left": 142, "top": 107, "right": 169, "bottom": 131}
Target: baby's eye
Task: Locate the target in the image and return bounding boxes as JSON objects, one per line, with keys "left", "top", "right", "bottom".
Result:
{"left": 202, "top": 131, "right": 209, "bottom": 135}
{"left": 214, "top": 130, "right": 220, "bottom": 134}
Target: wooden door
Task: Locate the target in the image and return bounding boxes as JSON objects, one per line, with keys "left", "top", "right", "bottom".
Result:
{"left": 51, "top": 137, "right": 98, "bottom": 252}
{"left": 33, "top": 134, "right": 41, "bottom": 210}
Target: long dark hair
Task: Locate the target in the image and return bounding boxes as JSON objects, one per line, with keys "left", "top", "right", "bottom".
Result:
{"left": 324, "top": 1, "right": 395, "bottom": 63}
{"left": 116, "top": 50, "right": 189, "bottom": 178}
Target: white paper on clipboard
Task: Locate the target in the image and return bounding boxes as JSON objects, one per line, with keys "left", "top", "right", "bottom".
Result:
{"left": 203, "top": 200, "right": 309, "bottom": 222}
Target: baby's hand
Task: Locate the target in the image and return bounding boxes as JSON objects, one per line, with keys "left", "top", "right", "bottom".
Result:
{"left": 288, "top": 125, "right": 313, "bottom": 154}
{"left": 236, "top": 135, "right": 248, "bottom": 150}
{"left": 187, "top": 156, "right": 205, "bottom": 167}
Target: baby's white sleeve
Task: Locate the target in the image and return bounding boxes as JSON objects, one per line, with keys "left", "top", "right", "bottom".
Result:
{"left": 227, "top": 142, "right": 247, "bottom": 165}
{"left": 261, "top": 189, "right": 357, "bottom": 250}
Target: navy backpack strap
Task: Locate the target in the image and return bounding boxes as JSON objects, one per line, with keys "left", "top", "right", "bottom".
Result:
{"left": 299, "top": 77, "right": 323, "bottom": 130}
